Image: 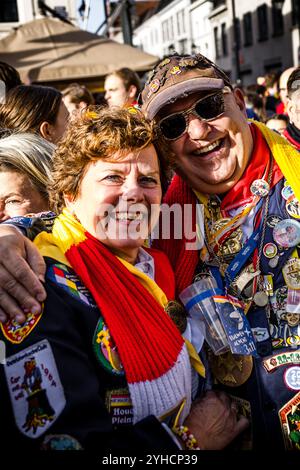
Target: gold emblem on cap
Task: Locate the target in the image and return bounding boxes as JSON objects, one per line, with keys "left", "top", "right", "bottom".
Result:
{"left": 170, "top": 66, "right": 181, "bottom": 75}
{"left": 179, "top": 58, "right": 198, "bottom": 67}
{"left": 209, "top": 351, "right": 253, "bottom": 387}
{"left": 159, "top": 58, "right": 171, "bottom": 67}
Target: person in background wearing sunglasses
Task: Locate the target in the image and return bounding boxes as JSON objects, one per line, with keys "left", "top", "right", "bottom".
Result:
{"left": 0, "top": 54, "right": 300, "bottom": 453}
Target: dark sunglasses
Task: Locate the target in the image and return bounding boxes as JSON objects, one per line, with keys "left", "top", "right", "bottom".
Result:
{"left": 158, "top": 89, "right": 229, "bottom": 140}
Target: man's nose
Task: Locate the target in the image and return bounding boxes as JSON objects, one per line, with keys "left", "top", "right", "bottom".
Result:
{"left": 186, "top": 114, "right": 212, "bottom": 140}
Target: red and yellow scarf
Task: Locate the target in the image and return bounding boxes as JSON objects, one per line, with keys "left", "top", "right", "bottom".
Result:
{"left": 34, "top": 209, "right": 192, "bottom": 424}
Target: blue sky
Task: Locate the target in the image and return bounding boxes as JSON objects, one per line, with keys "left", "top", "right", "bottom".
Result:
{"left": 77, "top": 0, "right": 105, "bottom": 34}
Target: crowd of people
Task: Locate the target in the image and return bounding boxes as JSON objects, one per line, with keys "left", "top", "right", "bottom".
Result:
{"left": 0, "top": 55, "right": 299, "bottom": 453}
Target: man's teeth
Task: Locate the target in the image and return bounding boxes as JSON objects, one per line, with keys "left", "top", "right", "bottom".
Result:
{"left": 195, "top": 139, "right": 221, "bottom": 154}
{"left": 115, "top": 213, "right": 144, "bottom": 221}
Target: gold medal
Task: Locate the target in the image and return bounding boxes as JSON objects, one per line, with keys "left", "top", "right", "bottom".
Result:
{"left": 208, "top": 351, "right": 253, "bottom": 387}
{"left": 212, "top": 219, "right": 243, "bottom": 259}
{"left": 165, "top": 300, "right": 187, "bottom": 333}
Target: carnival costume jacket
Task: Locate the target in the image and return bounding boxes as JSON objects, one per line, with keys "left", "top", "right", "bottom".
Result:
{"left": 155, "top": 122, "right": 300, "bottom": 451}
{"left": 0, "top": 210, "right": 202, "bottom": 451}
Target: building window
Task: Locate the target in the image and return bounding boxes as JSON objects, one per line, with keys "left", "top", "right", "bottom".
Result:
{"left": 168, "top": 17, "right": 174, "bottom": 40}
{"left": 162, "top": 21, "right": 168, "bottom": 42}
{"left": 0, "top": 0, "right": 18, "bottom": 22}
{"left": 214, "top": 26, "right": 220, "bottom": 59}
{"left": 292, "top": 0, "right": 300, "bottom": 27}
{"left": 176, "top": 10, "right": 185, "bottom": 36}
{"left": 221, "top": 23, "right": 228, "bottom": 56}
{"left": 257, "top": 4, "right": 268, "bottom": 42}
{"left": 212, "top": 0, "right": 226, "bottom": 8}
{"left": 243, "top": 12, "right": 253, "bottom": 47}
{"left": 272, "top": 1, "right": 284, "bottom": 36}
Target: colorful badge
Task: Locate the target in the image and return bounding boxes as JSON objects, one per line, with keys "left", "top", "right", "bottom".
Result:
{"left": 1, "top": 309, "right": 43, "bottom": 344}
{"left": 179, "top": 58, "right": 198, "bottom": 67}
{"left": 266, "top": 214, "right": 282, "bottom": 228}
{"left": 282, "top": 258, "right": 300, "bottom": 289}
{"left": 286, "top": 199, "right": 300, "bottom": 219}
{"left": 281, "top": 185, "right": 294, "bottom": 201}
{"left": 159, "top": 58, "right": 171, "bottom": 67}
{"left": 41, "top": 434, "right": 82, "bottom": 450}
{"left": 250, "top": 179, "right": 270, "bottom": 197}
{"left": 4, "top": 339, "right": 66, "bottom": 438}
{"left": 263, "top": 242, "right": 278, "bottom": 259}
{"left": 46, "top": 263, "right": 96, "bottom": 308}
{"left": 170, "top": 66, "right": 181, "bottom": 75}
{"left": 147, "top": 79, "right": 160, "bottom": 98}
{"left": 273, "top": 219, "right": 300, "bottom": 248}
{"left": 279, "top": 392, "right": 300, "bottom": 450}
{"left": 105, "top": 388, "right": 133, "bottom": 427}
{"left": 284, "top": 366, "right": 300, "bottom": 391}
{"left": 93, "top": 318, "right": 124, "bottom": 376}
{"left": 263, "top": 351, "right": 300, "bottom": 372}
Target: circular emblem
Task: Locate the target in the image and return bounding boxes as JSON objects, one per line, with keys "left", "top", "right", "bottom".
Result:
{"left": 263, "top": 242, "right": 278, "bottom": 259}
{"left": 266, "top": 215, "right": 282, "bottom": 228}
{"left": 250, "top": 179, "right": 270, "bottom": 197}
{"left": 148, "top": 79, "right": 160, "bottom": 94}
{"left": 253, "top": 291, "right": 269, "bottom": 307}
{"left": 208, "top": 351, "right": 253, "bottom": 387}
{"left": 170, "top": 66, "right": 181, "bottom": 75}
{"left": 286, "top": 199, "right": 300, "bottom": 219}
{"left": 93, "top": 318, "right": 124, "bottom": 376}
{"left": 273, "top": 219, "right": 300, "bottom": 248}
{"left": 284, "top": 366, "right": 300, "bottom": 391}
{"left": 281, "top": 185, "right": 294, "bottom": 201}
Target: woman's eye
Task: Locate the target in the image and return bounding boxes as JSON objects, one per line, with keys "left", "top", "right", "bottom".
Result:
{"left": 139, "top": 176, "right": 158, "bottom": 186}
{"left": 103, "top": 175, "right": 123, "bottom": 182}
{"left": 5, "top": 199, "right": 22, "bottom": 205}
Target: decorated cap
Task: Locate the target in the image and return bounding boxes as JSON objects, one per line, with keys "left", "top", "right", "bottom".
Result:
{"left": 141, "top": 53, "right": 232, "bottom": 120}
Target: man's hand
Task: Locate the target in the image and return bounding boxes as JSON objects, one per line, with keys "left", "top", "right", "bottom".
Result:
{"left": 0, "top": 225, "right": 46, "bottom": 323}
{"left": 184, "top": 390, "right": 249, "bottom": 450}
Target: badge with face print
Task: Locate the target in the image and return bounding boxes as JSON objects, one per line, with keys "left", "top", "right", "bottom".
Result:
{"left": 273, "top": 219, "right": 300, "bottom": 248}
{"left": 282, "top": 258, "right": 300, "bottom": 290}
{"left": 250, "top": 179, "right": 270, "bottom": 197}
{"left": 286, "top": 199, "right": 300, "bottom": 219}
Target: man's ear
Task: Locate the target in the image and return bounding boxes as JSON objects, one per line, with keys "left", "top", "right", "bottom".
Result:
{"left": 128, "top": 84, "right": 137, "bottom": 100}
{"left": 286, "top": 98, "right": 295, "bottom": 123}
{"left": 39, "top": 121, "right": 53, "bottom": 142}
{"left": 233, "top": 88, "right": 247, "bottom": 115}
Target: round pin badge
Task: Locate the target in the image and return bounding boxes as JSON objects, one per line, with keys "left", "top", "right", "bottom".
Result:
{"left": 263, "top": 243, "right": 278, "bottom": 259}
{"left": 286, "top": 199, "right": 300, "bottom": 219}
{"left": 266, "top": 215, "right": 282, "bottom": 228}
{"left": 281, "top": 185, "right": 294, "bottom": 201}
{"left": 250, "top": 179, "right": 270, "bottom": 197}
{"left": 273, "top": 219, "right": 300, "bottom": 248}
{"left": 284, "top": 366, "right": 300, "bottom": 391}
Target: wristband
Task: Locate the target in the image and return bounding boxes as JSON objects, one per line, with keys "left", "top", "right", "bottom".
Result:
{"left": 173, "top": 425, "right": 200, "bottom": 450}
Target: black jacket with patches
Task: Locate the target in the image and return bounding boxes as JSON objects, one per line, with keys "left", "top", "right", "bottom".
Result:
{"left": 0, "top": 258, "right": 178, "bottom": 452}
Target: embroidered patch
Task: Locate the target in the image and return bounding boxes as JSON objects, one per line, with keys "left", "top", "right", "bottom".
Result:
{"left": 105, "top": 388, "right": 133, "bottom": 426}
{"left": 93, "top": 318, "right": 124, "bottom": 376}
{"left": 263, "top": 351, "right": 300, "bottom": 372}
{"left": 4, "top": 339, "right": 66, "bottom": 438}
{"left": 41, "top": 434, "right": 82, "bottom": 450}
{"left": 279, "top": 392, "right": 300, "bottom": 450}
{"left": 1, "top": 309, "right": 43, "bottom": 344}
{"left": 47, "top": 263, "right": 96, "bottom": 308}
{"left": 284, "top": 366, "right": 300, "bottom": 391}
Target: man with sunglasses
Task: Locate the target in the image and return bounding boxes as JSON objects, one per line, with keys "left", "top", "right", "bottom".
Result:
{"left": 0, "top": 54, "right": 300, "bottom": 453}
{"left": 140, "top": 54, "right": 300, "bottom": 452}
